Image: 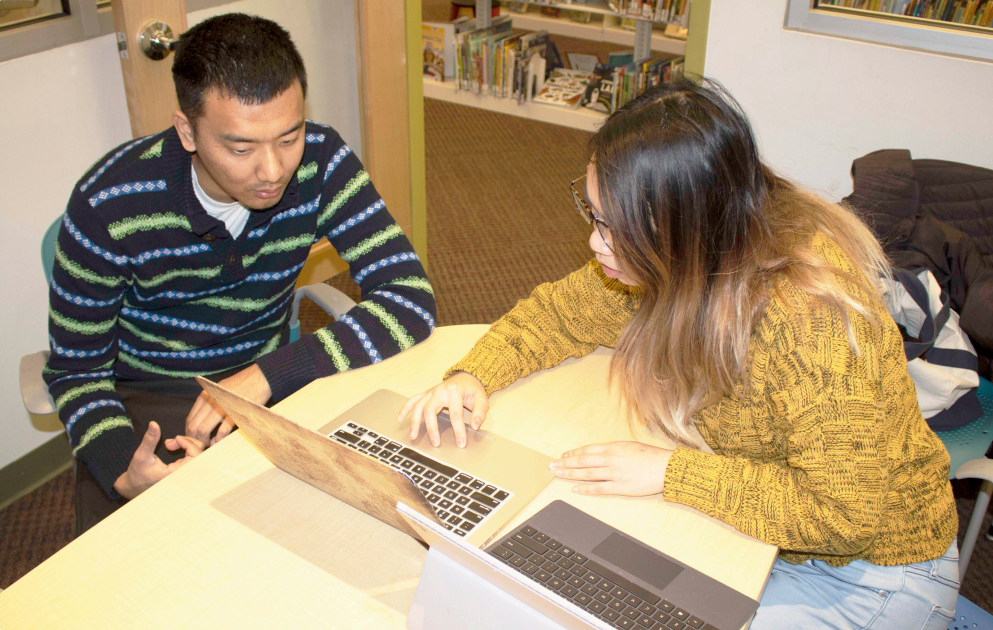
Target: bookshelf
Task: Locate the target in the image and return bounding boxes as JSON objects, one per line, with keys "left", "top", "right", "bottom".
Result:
{"left": 422, "top": 1, "right": 691, "bottom": 131}
{"left": 501, "top": 8, "right": 688, "bottom": 55}
{"left": 423, "top": 77, "right": 607, "bottom": 131}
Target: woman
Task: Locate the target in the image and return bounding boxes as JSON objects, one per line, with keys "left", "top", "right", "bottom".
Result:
{"left": 399, "top": 79, "right": 960, "bottom": 629}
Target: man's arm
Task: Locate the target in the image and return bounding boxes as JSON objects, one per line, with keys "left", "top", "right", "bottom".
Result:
{"left": 253, "top": 134, "right": 436, "bottom": 402}
{"left": 43, "top": 196, "right": 138, "bottom": 499}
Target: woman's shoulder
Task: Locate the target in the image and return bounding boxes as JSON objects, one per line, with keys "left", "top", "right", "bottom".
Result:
{"left": 759, "top": 232, "right": 892, "bottom": 357}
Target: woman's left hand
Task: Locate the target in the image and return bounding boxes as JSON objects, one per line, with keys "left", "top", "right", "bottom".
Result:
{"left": 549, "top": 441, "right": 674, "bottom": 496}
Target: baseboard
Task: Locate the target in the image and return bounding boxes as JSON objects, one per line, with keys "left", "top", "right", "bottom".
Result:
{"left": 0, "top": 434, "right": 72, "bottom": 512}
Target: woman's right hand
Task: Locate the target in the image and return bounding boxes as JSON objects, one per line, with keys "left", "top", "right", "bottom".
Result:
{"left": 398, "top": 372, "right": 489, "bottom": 449}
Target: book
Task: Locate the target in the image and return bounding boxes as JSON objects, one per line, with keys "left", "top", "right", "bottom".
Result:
{"left": 422, "top": 23, "right": 448, "bottom": 81}
{"left": 533, "top": 68, "right": 591, "bottom": 108}
{"left": 453, "top": 15, "right": 512, "bottom": 91}
{"left": 514, "top": 30, "right": 550, "bottom": 103}
{"left": 582, "top": 64, "right": 615, "bottom": 114}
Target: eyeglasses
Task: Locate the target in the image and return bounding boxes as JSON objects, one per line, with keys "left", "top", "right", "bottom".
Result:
{"left": 570, "top": 175, "right": 612, "bottom": 250}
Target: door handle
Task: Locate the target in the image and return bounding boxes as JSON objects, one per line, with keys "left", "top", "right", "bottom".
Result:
{"left": 138, "top": 20, "right": 178, "bottom": 60}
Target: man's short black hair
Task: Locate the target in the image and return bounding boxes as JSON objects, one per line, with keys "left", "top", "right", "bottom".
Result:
{"left": 172, "top": 13, "right": 308, "bottom": 124}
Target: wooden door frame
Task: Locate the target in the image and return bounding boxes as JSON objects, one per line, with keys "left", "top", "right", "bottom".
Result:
{"left": 300, "top": 0, "right": 427, "bottom": 287}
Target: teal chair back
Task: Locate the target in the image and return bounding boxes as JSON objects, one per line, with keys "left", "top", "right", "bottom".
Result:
{"left": 937, "top": 377, "right": 993, "bottom": 479}
{"left": 42, "top": 214, "right": 62, "bottom": 284}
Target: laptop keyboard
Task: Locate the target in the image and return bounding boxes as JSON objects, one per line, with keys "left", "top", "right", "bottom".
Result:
{"left": 330, "top": 422, "right": 513, "bottom": 538}
{"left": 489, "top": 525, "right": 717, "bottom": 630}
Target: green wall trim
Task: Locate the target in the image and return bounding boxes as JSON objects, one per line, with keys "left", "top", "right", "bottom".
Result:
{"left": 684, "top": 0, "right": 711, "bottom": 78}
{"left": 0, "top": 433, "right": 72, "bottom": 512}
{"left": 406, "top": 0, "right": 429, "bottom": 271}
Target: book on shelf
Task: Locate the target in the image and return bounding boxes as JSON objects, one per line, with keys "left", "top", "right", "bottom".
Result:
{"left": 533, "top": 68, "right": 591, "bottom": 108}
{"left": 422, "top": 22, "right": 452, "bottom": 80}
{"left": 444, "top": 13, "right": 685, "bottom": 116}
{"left": 453, "top": 15, "right": 513, "bottom": 92}
{"left": 583, "top": 64, "right": 615, "bottom": 114}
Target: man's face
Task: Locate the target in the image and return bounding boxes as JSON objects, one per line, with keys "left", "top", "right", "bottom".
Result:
{"left": 175, "top": 80, "right": 306, "bottom": 210}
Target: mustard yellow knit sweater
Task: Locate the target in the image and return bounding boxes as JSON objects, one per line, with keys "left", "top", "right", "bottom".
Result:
{"left": 448, "top": 236, "right": 958, "bottom": 567}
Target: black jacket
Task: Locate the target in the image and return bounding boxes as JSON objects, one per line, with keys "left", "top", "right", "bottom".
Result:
{"left": 843, "top": 149, "right": 993, "bottom": 354}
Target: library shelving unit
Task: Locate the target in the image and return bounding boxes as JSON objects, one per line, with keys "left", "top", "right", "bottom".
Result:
{"left": 422, "top": 78, "right": 608, "bottom": 131}
{"left": 423, "top": 0, "right": 689, "bottom": 131}
{"left": 502, "top": 4, "right": 687, "bottom": 56}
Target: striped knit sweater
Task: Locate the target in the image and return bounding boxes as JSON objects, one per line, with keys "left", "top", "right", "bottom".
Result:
{"left": 447, "top": 235, "right": 958, "bottom": 567}
{"left": 44, "top": 123, "right": 436, "bottom": 497}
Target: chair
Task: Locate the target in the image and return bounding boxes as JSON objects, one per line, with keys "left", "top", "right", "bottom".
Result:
{"left": 934, "top": 377, "right": 993, "bottom": 581}
{"left": 949, "top": 594, "right": 993, "bottom": 630}
{"left": 19, "top": 215, "right": 356, "bottom": 416}
{"left": 18, "top": 216, "right": 63, "bottom": 416}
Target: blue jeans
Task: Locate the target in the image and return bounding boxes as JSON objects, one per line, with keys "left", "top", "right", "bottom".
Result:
{"left": 751, "top": 540, "right": 959, "bottom": 630}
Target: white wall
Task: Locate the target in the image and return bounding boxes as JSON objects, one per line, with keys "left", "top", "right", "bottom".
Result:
{"left": 0, "top": 0, "right": 360, "bottom": 472}
{"left": 703, "top": 2, "right": 993, "bottom": 200}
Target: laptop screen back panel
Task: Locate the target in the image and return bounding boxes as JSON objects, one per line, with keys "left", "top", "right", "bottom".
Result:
{"left": 196, "top": 377, "right": 441, "bottom": 542}
{"left": 398, "top": 502, "right": 606, "bottom": 630}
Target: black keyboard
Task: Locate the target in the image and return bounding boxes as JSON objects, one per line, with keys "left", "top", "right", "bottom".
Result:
{"left": 489, "top": 525, "right": 717, "bottom": 630}
{"left": 330, "top": 422, "right": 513, "bottom": 538}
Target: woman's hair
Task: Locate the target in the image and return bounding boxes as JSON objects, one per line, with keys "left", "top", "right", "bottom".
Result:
{"left": 589, "top": 78, "right": 890, "bottom": 447}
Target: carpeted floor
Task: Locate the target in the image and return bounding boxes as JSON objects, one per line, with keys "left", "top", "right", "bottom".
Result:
{"left": 2, "top": 99, "right": 991, "bottom": 614}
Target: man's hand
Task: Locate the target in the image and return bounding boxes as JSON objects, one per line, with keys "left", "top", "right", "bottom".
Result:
{"left": 113, "top": 421, "right": 205, "bottom": 500}
{"left": 186, "top": 364, "right": 272, "bottom": 446}
{"left": 549, "top": 442, "right": 674, "bottom": 496}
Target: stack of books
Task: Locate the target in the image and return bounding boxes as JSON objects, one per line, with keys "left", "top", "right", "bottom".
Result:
{"left": 613, "top": 0, "right": 691, "bottom": 25}
{"left": 423, "top": 16, "right": 685, "bottom": 115}
{"left": 582, "top": 55, "right": 684, "bottom": 114}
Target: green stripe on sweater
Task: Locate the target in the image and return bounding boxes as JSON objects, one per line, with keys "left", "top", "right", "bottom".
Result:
{"left": 252, "top": 330, "right": 283, "bottom": 359}
{"left": 318, "top": 170, "right": 370, "bottom": 227}
{"left": 43, "top": 358, "right": 113, "bottom": 380}
{"left": 108, "top": 213, "right": 191, "bottom": 240}
{"left": 55, "top": 243, "right": 125, "bottom": 288}
{"left": 358, "top": 301, "right": 414, "bottom": 349}
{"left": 340, "top": 224, "right": 404, "bottom": 262}
{"left": 315, "top": 329, "right": 350, "bottom": 372}
{"left": 191, "top": 283, "right": 293, "bottom": 311}
{"left": 139, "top": 139, "right": 164, "bottom": 159}
{"left": 135, "top": 265, "right": 221, "bottom": 288}
{"left": 119, "top": 318, "right": 194, "bottom": 351}
{"left": 387, "top": 277, "right": 435, "bottom": 295}
{"left": 242, "top": 234, "right": 313, "bottom": 268}
{"left": 297, "top": 161, "right": 318, "bottom": 183}
{"left": 118, "top": 352, "right": 245, "bottom": 378}
{"left": 50, "top": 309, "right": 117, "bottom": 335}
{"left": 73, "top": 416, "right": 133, "bottom": 455}
{"left": 55, "top": 380, "right": 115, "bottom": 412}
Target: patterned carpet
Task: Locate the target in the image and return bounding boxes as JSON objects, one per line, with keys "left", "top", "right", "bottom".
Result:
{"left": 2, "top": 99, "right": 991, "bottom": 614}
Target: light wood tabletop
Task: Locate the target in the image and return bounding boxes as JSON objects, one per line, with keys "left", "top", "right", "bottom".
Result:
{"left": 0, "top": 325, "right": 777, "bottom": 629}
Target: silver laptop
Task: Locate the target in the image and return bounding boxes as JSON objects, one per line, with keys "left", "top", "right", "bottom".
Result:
{"left": 398, "top": 500, "right": 760, "bottom": 630}
{"left": 197, "top": 378, "right": 555, "bottom": 546}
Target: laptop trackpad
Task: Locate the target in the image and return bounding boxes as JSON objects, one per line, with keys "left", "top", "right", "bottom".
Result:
{"left": 410, "top": 409, "right": 493, "bottom": 446}
{"left": 593, "top": 533, "right": 684, "bottom": 592}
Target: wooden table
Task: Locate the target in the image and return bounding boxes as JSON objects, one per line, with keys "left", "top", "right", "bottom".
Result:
{"left": 0, "top": 325, "right": 777, "bottom": 629}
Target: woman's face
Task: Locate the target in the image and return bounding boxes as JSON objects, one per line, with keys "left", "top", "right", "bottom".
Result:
{"left": 586, "top": 163, "right": 637, "bottom": 286}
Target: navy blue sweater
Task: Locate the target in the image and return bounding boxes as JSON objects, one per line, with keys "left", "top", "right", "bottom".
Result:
{"left": 44, "top": 122, "right": 435, "bottom": 497}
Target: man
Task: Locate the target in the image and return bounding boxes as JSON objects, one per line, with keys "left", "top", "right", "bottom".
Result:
{"left": 44, "top": 13, "right": 436, "bottom": 533}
